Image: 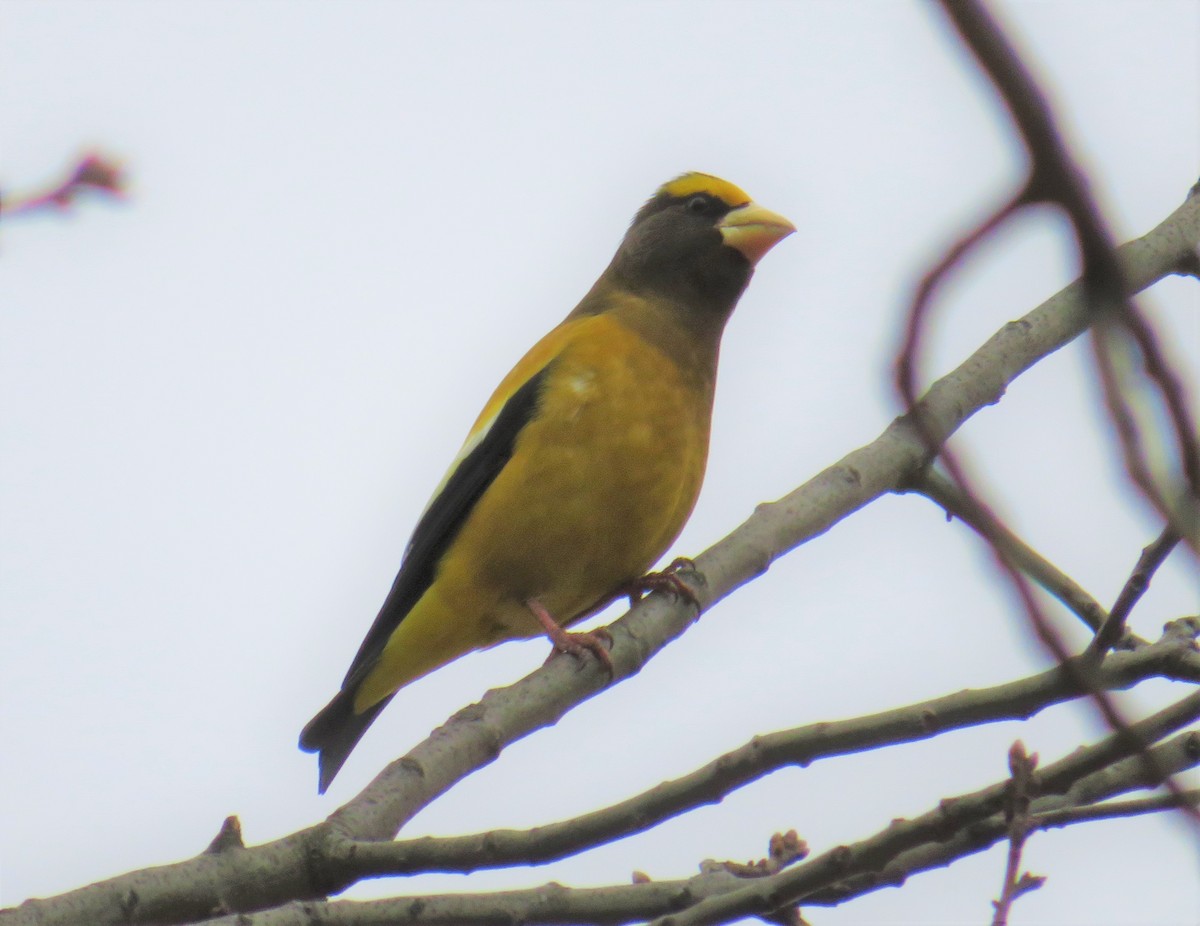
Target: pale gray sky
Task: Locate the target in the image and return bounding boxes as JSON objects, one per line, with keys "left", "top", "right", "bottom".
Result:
{"left": 2, "top": 1, "right": 1198, "bottom": 922}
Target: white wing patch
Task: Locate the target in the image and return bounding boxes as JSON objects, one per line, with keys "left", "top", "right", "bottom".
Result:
{"left": 566, "top": 369, "right": 596, "bottom": 399}
{"left": 415, "top": 409, "right": 501, "bottom": 527}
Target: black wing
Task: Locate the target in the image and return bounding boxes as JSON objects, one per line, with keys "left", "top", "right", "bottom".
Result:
{"left": 298, "top": 365, "right": 550, "bottom": 788}
{"left": 340, "top": 363, "right": 550, "bottom": 688}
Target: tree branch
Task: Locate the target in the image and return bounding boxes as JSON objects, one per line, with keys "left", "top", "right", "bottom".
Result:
{"left": 802, "top": 729, "right": 1200, "bottom": 909}
{"left": 1092, "top": 526, "right": 1182, "bottom": 652}
{"left": 187, "top": 716, "right": 1200, "bottom": 925}
{"left": 327, "top": 620, "right": 1200, "bottom": 881}
{"left": 650, "top": 698, "right": 1200, "bottom": 926}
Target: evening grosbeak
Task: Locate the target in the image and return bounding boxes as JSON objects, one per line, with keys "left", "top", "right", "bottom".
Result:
{"left": 300, "top": 173, "right": 794, "bottom": 792}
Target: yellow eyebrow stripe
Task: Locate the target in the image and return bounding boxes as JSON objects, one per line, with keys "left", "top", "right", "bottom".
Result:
{"left": 659, "top": 172, "right": 751, "bottom": 207}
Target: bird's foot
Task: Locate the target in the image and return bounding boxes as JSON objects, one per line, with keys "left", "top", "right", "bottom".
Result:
{"left": 625, "top": 557, "right": 702, "bottom": 608}
{"left": 527, "top": 598, "right": 614, "bottom": 675}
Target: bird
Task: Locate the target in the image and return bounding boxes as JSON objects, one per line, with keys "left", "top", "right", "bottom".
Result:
{"left": 299, "top": 172, "right": 794, "bottom": 792}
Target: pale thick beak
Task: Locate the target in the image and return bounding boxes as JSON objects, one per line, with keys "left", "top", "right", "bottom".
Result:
{"left": 718, "top": 201, "right": 796, "bottom": 265}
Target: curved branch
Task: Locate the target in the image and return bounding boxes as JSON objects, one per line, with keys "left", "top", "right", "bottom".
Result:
{"left": 936, "top": 0, "right": 1200, "bottom": 528}
{"left": 900, "top": 0, "right": 1200, "bottom": 839}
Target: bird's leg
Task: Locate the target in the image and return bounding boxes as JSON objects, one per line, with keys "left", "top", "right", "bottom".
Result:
{"left": 624, "top": 556, "right": 701, "bottom": 608}
{"left": 526, "top": 598, "right": 613, "bottom": 675}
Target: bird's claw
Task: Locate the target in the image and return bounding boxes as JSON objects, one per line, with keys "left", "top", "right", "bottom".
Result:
{"left": 544, "top": 627, "right": 614, "bottom": 675}
{"left": 528, "top": 598, "right": 614, "bottom": 676}
{"left": 625, "top": 557, "right": 702, "bottom": 608}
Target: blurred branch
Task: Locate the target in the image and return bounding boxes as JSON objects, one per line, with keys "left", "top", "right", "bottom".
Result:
{"left": 0, "top": 152, "right": 125, "bottom": 218}
{"left": 937, "top": 0, "right": 1200, "bottom": 541}
{"left": 1091, "top": 318, "right": 1200, "bottom": 551}
{"left": 888, "top": 0, "right": 1200, "bottom": 847}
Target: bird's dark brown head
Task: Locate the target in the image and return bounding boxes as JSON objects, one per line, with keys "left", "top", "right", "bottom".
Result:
{"left": 610, "top": 172, "right": 795, "bottom": 314}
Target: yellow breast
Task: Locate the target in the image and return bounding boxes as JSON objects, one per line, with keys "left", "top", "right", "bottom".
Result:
{"left": 439, "top": 311, "right": 712, "bottom": 635}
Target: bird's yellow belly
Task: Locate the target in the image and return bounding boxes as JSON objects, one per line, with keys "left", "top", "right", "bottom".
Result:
{"left": 438, "top": 322, "right": 710, "bottom": 640}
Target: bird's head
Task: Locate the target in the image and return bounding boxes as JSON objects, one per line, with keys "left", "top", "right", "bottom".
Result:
{"left": 611, "top": 172, "right": 795, "bottom": 309}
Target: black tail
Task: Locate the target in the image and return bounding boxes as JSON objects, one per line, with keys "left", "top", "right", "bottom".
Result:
{"left": 299, "top": 688, "right": 395, "bottom": 793}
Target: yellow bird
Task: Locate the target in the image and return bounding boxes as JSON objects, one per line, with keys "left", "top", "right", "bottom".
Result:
{"left": 300, "top": 173, "right": 793, "bottom": 791}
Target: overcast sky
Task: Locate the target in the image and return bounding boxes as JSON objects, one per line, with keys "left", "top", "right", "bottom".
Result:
{"left": 2, "top": 1, "right": 1198, "bottom": 923}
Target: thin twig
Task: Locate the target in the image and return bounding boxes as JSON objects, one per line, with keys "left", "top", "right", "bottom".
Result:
{"left": 803, "top": 730, "right": 1200, "bottom": 910}
{"left": 990, "top": 742, "right": 1045, "bottom": 926}
{"left": 1032, "top": 789, "right": 1200, "bottom": 829}
{"left": 1092, "top": 526, "right": 1182, "bottom": 653}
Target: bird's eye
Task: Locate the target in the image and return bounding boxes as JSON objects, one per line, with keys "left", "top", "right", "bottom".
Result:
{"left": 685, "top": 195, "right": 711, "bottom": 215}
